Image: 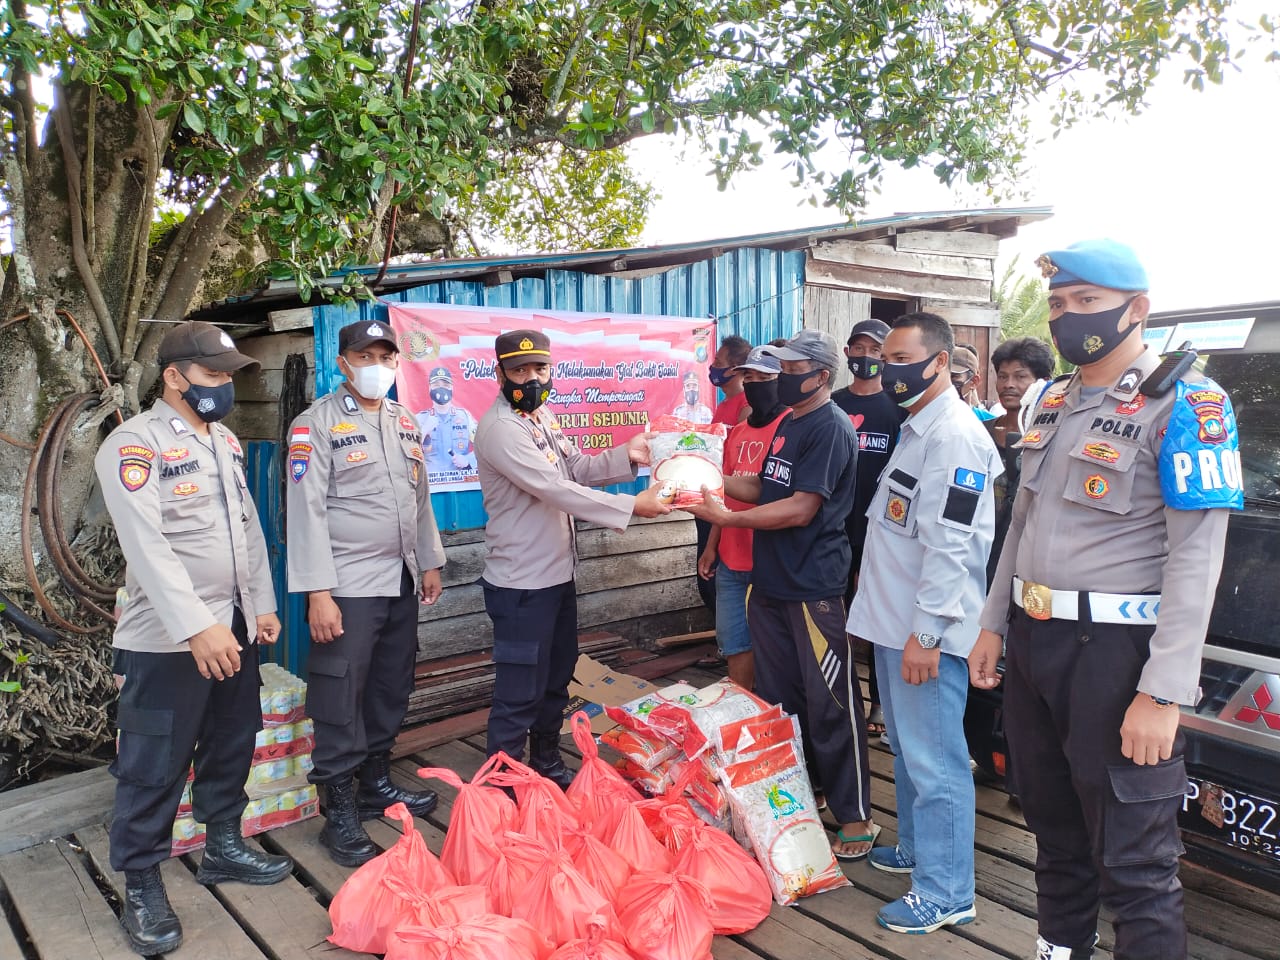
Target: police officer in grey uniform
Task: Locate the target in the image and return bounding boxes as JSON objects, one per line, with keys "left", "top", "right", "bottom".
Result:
{"left": 417, "top": 365, "right": 479, "bottom": 480}
{"left": 97, "top": 321, "right": 292, "bottom": 956}
{"left": 970, "top": 240, "right": 1243, "bottom": 960}
{"left": 474, "top": 330, "right": 671, "bottom": 786}
{"left": 287, "top": 319, "right": 446, "bottom": 865}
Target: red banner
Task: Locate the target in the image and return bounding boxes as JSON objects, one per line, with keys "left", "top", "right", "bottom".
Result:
{"left": 387, "top": 303, "right": 715, "bottom": 491}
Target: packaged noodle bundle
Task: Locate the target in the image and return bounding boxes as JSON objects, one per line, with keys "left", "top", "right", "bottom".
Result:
{"left": 599, "top": 725, "right": 680, "bottom": 772}
{"left": 647, "top": 415, "right": 727, "bottom": 507}
{"left": 721, "top": 741, "right": 850, "bottom": 905}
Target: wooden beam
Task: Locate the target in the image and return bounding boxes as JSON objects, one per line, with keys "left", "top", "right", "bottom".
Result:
{"left": 810, "top": 239, "right": 995, "bottom": 282}
{"left": 919, "top": 298, "right": 1002, "bottom": 329}
{"left": 266, "top": 308, "right": 316, "bottom": 333}
{"left": 0, "top": 766, "right": 116, "bottom": 856}
{"left": 805, "top": 256, "right": 992, "bottom": 302}
{"left": 651, "top": 629, "right": 716, "bottom": 650}
{"left": 895, "top": 229, "right": 1000, "bottom": 259}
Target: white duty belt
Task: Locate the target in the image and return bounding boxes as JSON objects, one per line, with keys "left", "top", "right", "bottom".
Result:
{"left": 1013, "top": 576, "right": 1160, "bottom": 625}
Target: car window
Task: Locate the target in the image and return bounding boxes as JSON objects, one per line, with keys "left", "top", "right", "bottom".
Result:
{"left": 1199, "top": 353, "right": 1280, "bottom": 503}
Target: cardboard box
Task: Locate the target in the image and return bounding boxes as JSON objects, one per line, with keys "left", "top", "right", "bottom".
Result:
{"left": 561, "top": 654, "right": 660, "bottom": 734}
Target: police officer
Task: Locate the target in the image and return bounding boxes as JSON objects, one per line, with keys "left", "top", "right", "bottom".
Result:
{"left": 969, "top": 240, "right": 1242, "bottom": 960}
{"left": 416, "top": 365, "right": 479, "bottom": 480}
{"left": 97, "top": 321, "right": 292, "bottom": 956}
{"left": 474, "top": 330, "right": 672, "bottom": 786}
{"left": 287, "top": 319, "right": 446, "bottom": 866}
{"left": 672, "top": 370, "right": 713, "bottom": 423}
{"left": 848, "top": 312, "right": 1002, "bottom": 934}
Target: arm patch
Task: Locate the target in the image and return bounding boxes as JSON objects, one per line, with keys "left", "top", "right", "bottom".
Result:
{"left": 1158, "top": 378, "right": 1244, "bottom": 511}
{"left": 942, "top": 485, "right": 981, "bottom": 526}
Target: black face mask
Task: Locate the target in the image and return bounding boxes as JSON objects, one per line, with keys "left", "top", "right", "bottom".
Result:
{"left": 1050, "top": 297, "right": 1139, "bottom": 366}
{"left": 847, "top": 355, "right": 883, "bottom": 380}
{"left": 776, "top": 369, "right": 827, "bottom": 407}
{"left": 502, "top": 375, "right": 550, "bottom": 414}
{"left": 430, "top": 388, "right": 452, "bottom": 406}
{"left": 882, "top": 352, "right": 942, "bottom": 409}
{"left": 180, "top": 378, "right": 235, "bottom": 423}
{"left": 743, "top": 379, "right": 783, "bottom": 425}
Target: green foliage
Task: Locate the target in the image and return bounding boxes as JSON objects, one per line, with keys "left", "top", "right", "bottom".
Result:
{"left": 2, "top": 0, "right": 1271, "bottom": 291}
{"left": 0, "top": 604, "right": 18, "bottom": 694}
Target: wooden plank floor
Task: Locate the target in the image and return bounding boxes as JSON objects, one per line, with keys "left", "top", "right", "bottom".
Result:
{"left": 1, "top": 661, "right": 1278, "bottom": 960}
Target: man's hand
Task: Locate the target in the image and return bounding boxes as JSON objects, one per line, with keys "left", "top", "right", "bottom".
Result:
{"left": 307, "top": 590, "right": 344, "bottom": 643}
{"left": 968, "top": 629, "right": 1004, "bottom": 690}
{"left": 451, "top": 452, "right": 468, "bottom": 468}
{"left": 255, "top": 613, "right": 282, "bottom": 645}
{"left": 189, "top": 623, "right": 242, "bottom": 680}
{"left": 1120, "top": 693, "right": 1180, "bottom": 766}
{"left": 681, "top": 486, "right": 733, "bottom": 524}
{"left": 902, "top": 634, "right": 940, "bottom": 686}
{"left": 626, "top": 431, "right": 657, "bottom": 465}
{"left": 697, "top": 546, "right": 718, "bottom": 580}
{"left": 420, "top": 568, "right": 443, "bottom": 606}
{"left": 632, "top": 486, "right": 674, "bottom": 519}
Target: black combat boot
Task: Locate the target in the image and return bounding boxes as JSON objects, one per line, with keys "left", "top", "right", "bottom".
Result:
{"left": 356, "top": 752, "right": 438, "bottom": 821}
{"left": 528, "top": 732, "right": 575, "bottom": 790}
{"left": 196, "top": 818, "right": 293, "bottom": 885}
{"left": 319, "top": 779, "right": 379, "bottom": 866}
{"left": 121, "top": 865, "right": 183, "bottom": 955}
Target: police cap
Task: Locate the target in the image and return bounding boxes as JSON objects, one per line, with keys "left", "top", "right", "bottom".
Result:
{"left": 495, "top": 329, "right": 551, "bottom": 370}
{"left": 1036, "top": 239, "right": 1149, "bottom": 292}
{"left": 158, "top": 321, "right": 259, "bottom": 373}
{"left": 429, "top": 366, "right": 453, "bottom": 384}
{"left": 339, "top": 320, "right": 398, "bottom": 353}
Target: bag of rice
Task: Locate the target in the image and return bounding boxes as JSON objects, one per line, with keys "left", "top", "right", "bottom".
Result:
{"left": 603, "top": 682, "right": 698, "bottom": 736}
{"left": 647, "top": 415, "right": 727, "bottom": 507}
{"left": 721, "top": 741, "right": 850, "bottom": 905}
{"left": 647, "top": 679, "right": 771, "bottom": 759}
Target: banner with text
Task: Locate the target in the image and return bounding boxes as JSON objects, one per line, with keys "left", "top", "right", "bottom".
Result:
{"left": 387, "top": 303, "right": 715, "bottom": 491}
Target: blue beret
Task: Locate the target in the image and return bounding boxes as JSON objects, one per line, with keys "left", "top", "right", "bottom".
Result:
{"left": 1036, "top": 239, "right": 1148, "bottom": 291}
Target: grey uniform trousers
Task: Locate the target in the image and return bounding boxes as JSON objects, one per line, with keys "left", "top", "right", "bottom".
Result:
{"left": 1005, "top": 607, "right": 1188, "bottom": 960}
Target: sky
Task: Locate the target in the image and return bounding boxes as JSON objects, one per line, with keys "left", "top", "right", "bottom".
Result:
{"left": 627, "top": 8, "right": 1280, "bottom": 313}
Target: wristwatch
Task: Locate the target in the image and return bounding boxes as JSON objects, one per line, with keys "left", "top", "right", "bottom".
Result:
{"left": 916, "top": 633, "right": 941, "bottom": 649}
{"left": 1150, "top": 695, "right": 1175, "bottom": 708}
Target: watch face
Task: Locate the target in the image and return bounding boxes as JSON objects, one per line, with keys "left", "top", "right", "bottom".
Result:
{"left": 917, "top": 633, "right": 940, "bottom": 649}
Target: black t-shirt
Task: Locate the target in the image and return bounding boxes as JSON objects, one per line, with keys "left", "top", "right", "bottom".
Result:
{"left": 832, "top": 387, "right": 907, "bottom": 569}
{"left": 752, "top": 401, "right": 859, "bottom": 601}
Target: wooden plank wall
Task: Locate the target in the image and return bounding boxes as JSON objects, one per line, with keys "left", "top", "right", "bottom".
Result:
{"left": 223, "top": 330, "right": 316, "bottom": 442}
{"left": 806, "top": 229, "right": 1004, "bottom": 404}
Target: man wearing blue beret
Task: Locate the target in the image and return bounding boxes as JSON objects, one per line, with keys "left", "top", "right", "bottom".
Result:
{"left": 968, "top": 239, "right": 1243, "bottom": 959}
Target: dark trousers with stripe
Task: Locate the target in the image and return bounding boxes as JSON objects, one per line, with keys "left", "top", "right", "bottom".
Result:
{"left": 1005, "top": 609, "right": 1187, "bottom": 959}
{"left": 482, "top": 578, "right": 579, "bottom": 757}
{"left": 306, "top": 567, "right": 419, "bottom": 784}
{"left": 747, "top": 589, "right": 872, "bottom": 825}
{"left": 110, "top": 611, "right": 260, "bottom": 871}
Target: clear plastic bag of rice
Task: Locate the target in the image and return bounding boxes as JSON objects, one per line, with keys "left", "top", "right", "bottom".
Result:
{"left": 648, "top": 415, "right": 727, "bottom": 507}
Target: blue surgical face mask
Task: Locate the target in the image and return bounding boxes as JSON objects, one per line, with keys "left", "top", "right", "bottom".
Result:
{"left": 882, "top": 352, "right": 942, "bottom": 408}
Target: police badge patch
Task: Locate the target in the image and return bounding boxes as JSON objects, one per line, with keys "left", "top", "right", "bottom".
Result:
{"left": 289, "top": 442, "right": 312, "bottom": 483}
{"left": 118, "top": 444, "right": 156, "bottom": 492}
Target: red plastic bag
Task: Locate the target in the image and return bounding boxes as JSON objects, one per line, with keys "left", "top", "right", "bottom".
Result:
{"left": 487, "top": 830, "right": 556, "bottom": 917}
{"left": 327, "top": 802, "right": 455, "bottom": 953}
{"left": 608, "top": 801, "right": 672, "bottom": 873}
{"left": 512, "top": 848, "right": 619, "bottom": 946}
{"left": 672, "top": 827, "right": 771, "bottom": 934}
{"left": 634, "top": 762, "right": 703, "bottom": 850}
{"left": 382, "top": 877, "right": 491, "bottom": 926}
{"left": 570, "top": 827, "right": 632, "bottom": 902}
{"left": 508, "top": 754, "right": 580, "bottom": 848}
{"left": 385, "top": 916, "right": 550, "bottom": 960}
{"left": 566, "top": 712, "right": 642, "bottom": 826}
{"left": 617, "top": 872, "right": 715, "bottom": 960}
{"left": 418, "top": 753, "right": 518, "bottom": 884}
{"left": 547, "top": 916, "right": 637, "bottom": 960}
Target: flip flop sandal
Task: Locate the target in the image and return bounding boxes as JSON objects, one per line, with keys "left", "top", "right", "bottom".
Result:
{"left": 832, "top": 822, "right": 882, "bottom": 862}
{"left": 866, "top": 705, "right": 886, "bottom": 735}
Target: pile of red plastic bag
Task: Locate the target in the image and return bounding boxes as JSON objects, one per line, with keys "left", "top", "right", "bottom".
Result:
{"left": 603, "top": 678, "right": 850, "bottom": 906}
{"left": 327, "top": 710, "right": 773, "bottom": 960}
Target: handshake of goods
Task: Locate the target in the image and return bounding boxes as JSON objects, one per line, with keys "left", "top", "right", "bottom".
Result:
{"left": 648, "top": 415, "right": 727, "bottom": 508}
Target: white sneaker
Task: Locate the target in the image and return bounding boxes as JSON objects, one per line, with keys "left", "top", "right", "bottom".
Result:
{"left": 1034, "top": 933, "right": 1100, "bottom": 960}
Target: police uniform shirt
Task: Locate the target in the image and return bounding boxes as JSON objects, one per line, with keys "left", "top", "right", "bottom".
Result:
{"left": 849, "top": 387, "right": 1002, "bottom": 657}
{"left": 672, "top": 401, "right": 713, "bottom": 424}
{"left": 980, "top": 347, "right": 1241, "bottom": 703}
{"left": 96, "top": 399, "right": 275, "bottom": 653}
{"left": 287, "top": 383, "right": 446, "bottom": 597}
{"left": 474, "top": 396, "right": 636, "bottom": 590}
{"left": 418, "top": 403, "right": 479, "bottom": 477}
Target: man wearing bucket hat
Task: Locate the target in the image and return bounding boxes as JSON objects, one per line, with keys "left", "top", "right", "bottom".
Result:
{"left": 970, "top": 239, "right": 1243, "bottom": 959}
{"left": 287, "top": 318, "right": 446, "bottom": 866}
{"left": 97, "top": 321, "right": 292, "bottom": 955}
{"left": 684, "top": 328, "right": 877, "bottom": 862}
{"left": 474, "top": 329, "right": 672, "bottom": 787}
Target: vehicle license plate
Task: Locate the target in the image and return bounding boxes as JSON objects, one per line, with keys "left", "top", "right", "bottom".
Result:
{"left": 1180, "top": 778, "right": 1280, "bottom": 865}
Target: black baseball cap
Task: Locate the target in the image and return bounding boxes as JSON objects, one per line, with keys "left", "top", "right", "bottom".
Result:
{"left": 338, "top": 320, "right": 398, "bottom": 354}
{"left": 495, "top": 329, "right": 552, "bottom": 370}
{"left": 847, "top": 319, "right": 891, "bottom": 345}
{"left": 158, "top": 321, "right": 259, "bottom": 372}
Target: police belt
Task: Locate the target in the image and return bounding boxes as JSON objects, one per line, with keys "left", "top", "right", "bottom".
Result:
{"left": 1013, "top": 576, "right": 1159, "bottom": 625}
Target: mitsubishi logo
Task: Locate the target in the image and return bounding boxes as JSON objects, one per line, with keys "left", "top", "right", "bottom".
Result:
{"left": 1233, "top": 681, "right": 1280, "bottom": 731}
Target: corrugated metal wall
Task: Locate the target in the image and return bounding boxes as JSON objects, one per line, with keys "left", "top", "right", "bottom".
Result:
{"left": 311, "top": 248, "right": 806, "bottom": 531}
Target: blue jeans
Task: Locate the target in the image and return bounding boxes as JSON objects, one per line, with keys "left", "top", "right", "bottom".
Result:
{"left": 875, "top": 644, "right": 976, "bottom": 910}
{"left": 714, "top": 564, "right": 753, "bottom": 656}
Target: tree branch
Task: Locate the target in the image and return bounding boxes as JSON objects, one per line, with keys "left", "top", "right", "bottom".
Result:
{"left": 51, "top": 82, "right": 122, "bottom": 364}
{"left": 84, "top": 86, "right": 96, "bottom": 265}
{"left": 548, "top": 0, "right": 607, "bottom": 108}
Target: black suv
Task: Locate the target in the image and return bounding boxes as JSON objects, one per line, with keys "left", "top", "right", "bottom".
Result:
{"left": 967, "top": 300, "right": 1280, "bottom": 892}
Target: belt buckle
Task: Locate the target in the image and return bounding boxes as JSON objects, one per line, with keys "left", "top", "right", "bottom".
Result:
{"left": 1021, "top": 580, "right": 1053, "bottom": 621}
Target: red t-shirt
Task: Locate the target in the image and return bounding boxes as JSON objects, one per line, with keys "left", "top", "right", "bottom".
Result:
{"left": 712, "top": 390, "right": 749, "bottom": 426}
{"left": 718, "top": 410, "right": 790, "bottom": 572}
